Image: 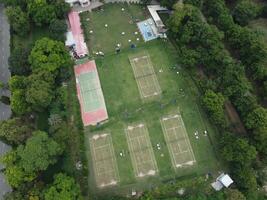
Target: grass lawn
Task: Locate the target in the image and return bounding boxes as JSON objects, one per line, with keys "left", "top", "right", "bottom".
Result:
{"left": 11, "top": 26, "right": 49, "bottom": 50}
{"left": 80, "top": 3, "right": 149, "bottom": 54}
{"left": 80, "top": 3, "right": 222, "bottom": 197}
{"left": 84, "top": 39, "right": 221, "bottom": 196}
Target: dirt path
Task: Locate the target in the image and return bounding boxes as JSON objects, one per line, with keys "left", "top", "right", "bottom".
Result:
{"left": 225, "top": 100, "right": 247, "bottom": 135}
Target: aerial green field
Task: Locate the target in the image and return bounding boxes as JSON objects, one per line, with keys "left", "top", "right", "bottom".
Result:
{"left": 82, "top": 3, "right": 221, "bottom": 197}
{"left": 80, "top": 3, "right": 148, "bottom": 54}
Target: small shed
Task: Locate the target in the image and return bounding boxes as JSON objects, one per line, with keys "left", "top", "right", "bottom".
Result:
{"left": 211, "top": 173, "right": 234, "bottom": 191}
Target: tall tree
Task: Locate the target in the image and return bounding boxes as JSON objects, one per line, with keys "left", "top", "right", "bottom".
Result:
{"left": 0, "top": 151, "right": 34, "bottom": 188}
{"left": 48, "top": 19, "right": 67, "bottom": 41}
{"left": 202, "top": 90, "right": 225, "bottom": 126}
{"left": 26, "top": 0, "right": 56, "bottom": 26}
{"left": 8, "top": 46, "right": 31, "bottom": 76}
{"left": 44, "top": 173, "right": 82, "bottom": 200}
{"left": 10, "top": 89, "right": 31, "bottom": 115}
{"left": 5, "top": 6, "right": 30, "bottom": 36}
{"left": 29, "top": 37, "right": 72, "bottom": 72}
{"left": 245, "top": 107, "right": 267, "bottom": 130}
{"left": 233, "top": 0, "right": 261, "bottom": 26}
{"left": 48, "top": 0, "right": 70, "bottom": 19}
{"left": 220, "top": 133, "right": 257, "bottom": 166}
{"left": 0, "top": 118, "right": 32, "bottom": 145}
{"left": 25, "top": 70, "right": 55, "bottom": 111}
{"left": 16, "top": 131, "right": 63, "bottom": 174}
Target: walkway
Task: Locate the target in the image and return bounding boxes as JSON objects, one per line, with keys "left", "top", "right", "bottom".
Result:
{"left": 0, "top": 4, "right": 12, "bottom": 199}
{"left": 0, "top": 4, "right": 11, "bottom": 121}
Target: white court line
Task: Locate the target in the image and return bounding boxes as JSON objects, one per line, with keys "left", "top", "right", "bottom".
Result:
{"left": 89, "top": 134, "right": 119, "bottom": 187}
{"left": 125, "top": 124, "right": 158, "bottom": 177}
{"left": 161, "top": 115, "right": 196, "bottom": 169}
{"left": 177, "top": 115, "right": 196, "bottom": 163}
{"left": 129, "top": 54, "right": 161, "bottom": 99}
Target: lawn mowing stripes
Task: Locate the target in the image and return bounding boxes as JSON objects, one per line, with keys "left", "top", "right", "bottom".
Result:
{"left": 125, "top": 123, "right": 158, "bottom": 178}
{"left": 160, "top": 114, "right": 196, "bottom": 169}
{"left": 89, "top": 133, "right": 120, "bottom": 188}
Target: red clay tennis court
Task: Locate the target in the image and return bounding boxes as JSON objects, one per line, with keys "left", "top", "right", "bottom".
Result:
{"left": 74, "top": 60, "right": 108, "bottom": 126}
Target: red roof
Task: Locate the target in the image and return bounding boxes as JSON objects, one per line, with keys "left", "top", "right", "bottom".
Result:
{"left": 68, "top": 11, "right": 89, "bottom": 57}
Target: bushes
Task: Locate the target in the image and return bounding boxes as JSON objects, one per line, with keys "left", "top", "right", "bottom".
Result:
{"left": 202, "top": 0, "right": 267, "bottom": 161}
{"left": 233, "top": 0, "right": 261, "bottom": 26}
{"left": 168, "top": 2, "right": 266, "bottom": 197}
{"left": 8, "top": 46, "right": 31, "bottom": 76}
{"left": 5, "top": 6, "right": 30, "bottom": 36}
{"left": 202, "top": 90, "right": 226, "bottom": 127}
{"left": 48, "top": 19, "right": 67, "bottom": 41}
{"left": 204, "top": 0, "right": 267, "bottom": 84}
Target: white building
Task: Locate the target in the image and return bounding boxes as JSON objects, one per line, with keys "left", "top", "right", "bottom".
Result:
{"left": 147, "top": 5, "right": 169, "bottom": 34}
{"left": 65, "top": 0, "right": 90, "bottom": 7}
{"left": 211, "top": 173, "right": 234, "bottom": 191}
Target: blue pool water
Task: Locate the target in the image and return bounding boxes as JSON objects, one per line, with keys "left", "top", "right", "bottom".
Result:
{"left": 137, "top": 19, "right": 158, "bottom": 42}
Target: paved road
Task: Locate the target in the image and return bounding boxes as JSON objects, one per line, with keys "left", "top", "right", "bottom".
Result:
{"left": 0, "top": 141, "right": 12, "bottom": 200}
{"left": 0, "top": 4, "right": 11, "bottom": 121}
{"left": 0, "top": 4, "right": 12, "bottom": 199}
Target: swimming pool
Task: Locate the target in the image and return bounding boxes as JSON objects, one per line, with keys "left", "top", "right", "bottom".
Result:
{"left": 137, "top": 18, "right": 158, "bottom": 42}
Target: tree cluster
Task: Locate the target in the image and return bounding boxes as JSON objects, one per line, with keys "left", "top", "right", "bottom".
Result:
{"left": 9, "top": 37, "right": 72, "bottom": 115}
{"left": 232, "top": 0, "right": 262, "bottom": 26}
{"left": 167, "top": 2, "right": 266, "bottom": 198}
{"left": 203, "top": 0, "right": 267, "bottom": 98}
{"left": 2, "top": 0, "right": 69, "bottom": 38}
{"left": 202, "top": 0, "right": 267, "bottom": 164}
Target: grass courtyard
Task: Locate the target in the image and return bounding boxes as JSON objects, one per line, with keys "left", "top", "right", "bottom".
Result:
{"left": 81, "top": 3, "right": 221, "bottom": 197}
{"left": 81, "top": 3, "right": 148, "bottom": 54}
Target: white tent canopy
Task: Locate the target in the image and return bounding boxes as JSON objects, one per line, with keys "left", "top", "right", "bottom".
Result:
{"left": 211, "top": 173, "right": 234, "bottom": 191}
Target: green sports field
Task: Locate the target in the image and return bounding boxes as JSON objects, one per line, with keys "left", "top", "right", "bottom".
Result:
{"left": 82, "top": 3, "right": 222, "bottom": 197}
{"left": 80, "top": 3, "right": 147, "bottom": 54}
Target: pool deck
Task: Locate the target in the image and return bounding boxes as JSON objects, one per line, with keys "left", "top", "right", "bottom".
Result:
{"left": 137, "top": 18, "right": 158, "bottom": 42}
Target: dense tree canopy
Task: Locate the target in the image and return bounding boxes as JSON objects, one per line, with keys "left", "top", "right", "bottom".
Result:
{"left": 5, "top": 6, "right": 29, "bottom": 36}
{"left": 44, "top": 173, "right": 82, "bottom": 200}
{"left": 231, "top": 165, "right": 258, "bottom": 198}
{"left": 233, "top": 0, "right": 261, "bottom": 26}
{"left": 0, "top": 0, "right": 27, "bottom": 9}
{"left": 1, "top": 151, "right": 34, "bottom": 187}
{"left": 17, "top": 131, "right": 62, "bottom": 174}
{"left": 29, "top": 37, "right": 72, "bottom": 72}
{"left": 48, "top": 0, "right": 70, "bottom": 19}
{"left": 225, "top": 189, "right": 246, "bottom": 200}
{"left": 8, "top": 46, "right": 31, "bottom": 76}
{"left": 220, "top": 133, "right": 257, "bottom": 166}
{"left": 48, "top": 19, "right": 67, "bottom": 41}
{"left": 1, "top": 131, "right": 62, "bottom": 187}
{"left": 245, "top": 107, "right": 267, "bottom": 130}
{"left": 26, "top": 69, "right": 55, "bottom": 110}
{"left": 9, "top": 75, "right": 27, "bottom": 91}
{"left": 26, "top": 0, "right": 56, "bottom": 26}
{"left": 10, "top": 89, "right": 31, "bottom": 115}
{"left": 0, "top": 118, "right": 32, "bottom": 145}
{"left": 202, "top": 90, "right": 225, "bottom": 126}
